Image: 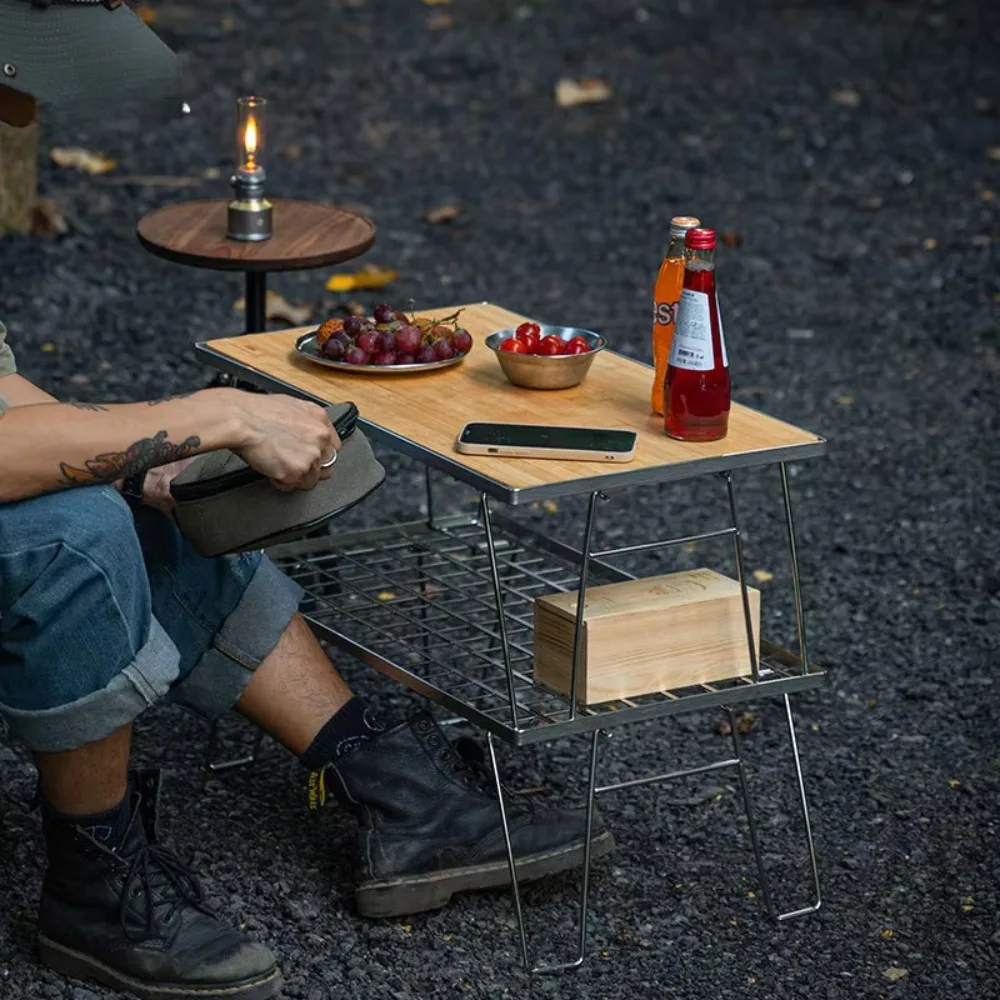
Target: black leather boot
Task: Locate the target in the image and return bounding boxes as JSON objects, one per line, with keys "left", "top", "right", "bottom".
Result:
{"left": 325, "top": 712, "right": 613, "bottom": 918}
{"left": 38, "top": 770, "right": 280, "bottom": 1000}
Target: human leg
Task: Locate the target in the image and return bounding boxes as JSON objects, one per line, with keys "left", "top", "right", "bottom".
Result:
{"left": 0, "top": 487, "right": 279, "bottom": 1000}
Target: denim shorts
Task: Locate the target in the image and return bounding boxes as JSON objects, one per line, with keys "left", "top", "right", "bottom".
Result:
{"left": 0, "top": 485, "right": 303, "bottom": 752}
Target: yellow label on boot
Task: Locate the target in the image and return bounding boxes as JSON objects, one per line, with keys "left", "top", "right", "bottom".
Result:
{"left": 307, "top": 768, "right": 327, "bottom": 811}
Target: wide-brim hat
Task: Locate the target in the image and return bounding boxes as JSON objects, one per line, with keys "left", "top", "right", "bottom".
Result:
{"left": 0, "top": 0, "right": 188, "bottom": 124}
{"left": 170, "top": 402, "right": 386, "bottom": 558}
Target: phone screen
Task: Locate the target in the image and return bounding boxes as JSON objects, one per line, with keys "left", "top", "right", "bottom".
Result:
{"left": 460, "top": 423, "right": 636, "bottom": 453}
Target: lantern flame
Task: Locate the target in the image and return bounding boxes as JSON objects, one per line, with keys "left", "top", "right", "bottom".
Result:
{"left": 243, "top": 116, "right": 259, "bottom": 170}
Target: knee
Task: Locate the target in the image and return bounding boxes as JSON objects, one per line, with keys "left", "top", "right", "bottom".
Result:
{"left": 0, "top": 486, "right": 147, "bottom": 611}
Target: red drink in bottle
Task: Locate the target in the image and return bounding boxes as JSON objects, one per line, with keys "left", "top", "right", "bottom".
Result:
{"left": 664, "top": 227, "right": 730, "bottom": 441}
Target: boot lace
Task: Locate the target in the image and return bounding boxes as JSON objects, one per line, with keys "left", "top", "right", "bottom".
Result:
{"left": 120, "top": 843, "right": 213, "bottom": 942}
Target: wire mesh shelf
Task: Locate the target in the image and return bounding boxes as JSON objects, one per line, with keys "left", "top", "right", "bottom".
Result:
{"left": 268, "top": 515, "right": 824, "bottom": 747}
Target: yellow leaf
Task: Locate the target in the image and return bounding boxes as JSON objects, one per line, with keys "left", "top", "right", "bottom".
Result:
{"left": 881, "top": 928, "right": 894, "bottom": 938}
{"left": 948, "top": 778, "right": 961, "bottom": 788}
{"left": 400, "top": 923, "right": 412, "bottom": 934}
{"left": 443, "top": 934, "right": 453, "bottom": 941}
{"left": 838, "top": 394, "right": 855, "bottom": 405}
{"left": 923, "top": 238, "right": 937, "bottom": 250}
{"left": 234, "top": 290, "right": 313, "bottom": 327}
{"left": 982, "top": 190, "right": 995, "bottom": 201}
{"left": 683, "top": 541, "right": 698, "bottom": 554}
{"left": 40, "top": 342, "right": 55, "bottom": 353}
{"left": 752, "top": 569, "right": 773, "bottom": 583}
{"left": 203, "top": 166, "right": 222, "bottom": 180}
{"left": 986, "top": 147, "right": 1000, "bottom": 160}
{"left": 50, "top": 147, "right": 117, "bottom": 176}
{"left": 747, "top": 891, "right": 756, "bottom": 899}
{"left": 378, "top": 591, "right": 397, "bottom": 602}
{"left": 831, "top": 89, "right": 861, "bottom": 107}
{"left": 424, "top": 203, "right": 462, "bottom": 224}
{"left": 542, "top": 499, "right": 559, "bottom": 513}
{"left": 325, "top": 265, "right": 398, "bottom": 293}
{"left": 555, "top": 77, "right": 613, "bottom": 108}
{"left": 961, "top": 903, "right": 974, "bottom": 912}
{"left": 729, "top": 918, "right": 738, "bottom": 927}
{"left": 882, "top": 967, "right": 908, "bottom": 983}
{"left": 426, "top": 10, "right": 453, "bottom": 28}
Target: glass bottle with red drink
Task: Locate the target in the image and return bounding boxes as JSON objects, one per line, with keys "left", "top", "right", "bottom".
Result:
{"left": 664, "top": 227, "right": 730, "bottom": 441}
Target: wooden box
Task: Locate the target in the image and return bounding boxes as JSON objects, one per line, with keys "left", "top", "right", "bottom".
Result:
{"left": 533, "top": 568, "right": 760, "bottom": 705}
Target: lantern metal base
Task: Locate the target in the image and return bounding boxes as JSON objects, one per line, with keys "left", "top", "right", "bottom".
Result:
{"left": 227, "top": 200, "right": 273, "bottom": 242}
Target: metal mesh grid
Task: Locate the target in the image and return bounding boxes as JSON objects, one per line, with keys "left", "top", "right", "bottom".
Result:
{"left": 270, "top": 518, "right": 822, "bottom": 744}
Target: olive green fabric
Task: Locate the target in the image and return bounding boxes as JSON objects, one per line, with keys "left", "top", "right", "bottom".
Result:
{"left": 0, "top": 321, "right": 16, "bottom": 418}
{"left": 171, "top": 403, "right": 386, "bottom": 558}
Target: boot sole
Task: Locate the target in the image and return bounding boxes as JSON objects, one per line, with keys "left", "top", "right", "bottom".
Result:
{"left": 355, "top": 829, "right": 615, "bottom": 919}
{"left": 38, "top": 935, "right": 282, "bottom": 1000}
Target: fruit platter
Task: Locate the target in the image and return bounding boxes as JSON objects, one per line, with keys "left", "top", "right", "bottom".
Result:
{"left": 296, "top": 303, "right": 474, "bottom": 374}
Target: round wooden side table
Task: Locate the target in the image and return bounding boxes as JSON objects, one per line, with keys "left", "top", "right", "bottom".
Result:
{"left": 137, "top": 198, "right": 376, "bottom": 334}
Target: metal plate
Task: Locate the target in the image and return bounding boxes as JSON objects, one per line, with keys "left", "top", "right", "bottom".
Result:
{"left": 295, "top": 332, "right": 468, "bottom": 375}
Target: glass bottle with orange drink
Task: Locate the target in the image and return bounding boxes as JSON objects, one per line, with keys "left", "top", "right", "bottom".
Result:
{"left": 650, "top": 215, "right": 700, "bottom": 415}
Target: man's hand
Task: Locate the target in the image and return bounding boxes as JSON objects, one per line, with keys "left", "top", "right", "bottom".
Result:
{"left": 232, "top": 394, "right": 341, "bottom": 491}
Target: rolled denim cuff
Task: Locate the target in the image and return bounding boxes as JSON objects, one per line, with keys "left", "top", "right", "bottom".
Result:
{"left": 167, "top": 555, "right": 304, "bottom": 720}
{"left": 0, "top": 619, "right": 179, "bottom": 752}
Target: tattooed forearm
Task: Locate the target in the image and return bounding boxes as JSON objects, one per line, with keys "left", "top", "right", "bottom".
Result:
{"left": 69, "top": 402, "right": 109, "bottom": 412}
{"left": 58, "top": 431, "right": 201, "bottom": 487}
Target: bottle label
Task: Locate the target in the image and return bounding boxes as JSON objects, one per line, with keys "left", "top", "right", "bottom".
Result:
{"left": 654, "top": 300, "right": 679, "bottom": 327}
{"left": 717, "top": 291, "right": 728, "bottom": 367}
{"left": 669, "top": 289, "right": 722, "bottom": 371}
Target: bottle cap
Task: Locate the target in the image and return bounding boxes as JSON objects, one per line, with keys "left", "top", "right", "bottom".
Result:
{"left": 669, "top": 216, "right": 700, "bottom": 240}
{"left": 685, "top": 227, "right": 716, "bottom": 250}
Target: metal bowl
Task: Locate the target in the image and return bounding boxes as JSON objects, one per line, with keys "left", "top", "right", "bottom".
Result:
{"left": 485, "top": 325, "right": 606, "bottom": 390}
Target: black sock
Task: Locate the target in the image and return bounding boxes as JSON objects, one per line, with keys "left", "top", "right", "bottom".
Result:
{"left": 43, "top": 789, "right": 133, "bottom": 849}
{"left": 299, "top": 697, "right": 385, "bottom": 769}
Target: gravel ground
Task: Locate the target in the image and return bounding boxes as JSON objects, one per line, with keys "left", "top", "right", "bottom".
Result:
{"left": 2, "top": 0, "right": 999, "bottom": 997}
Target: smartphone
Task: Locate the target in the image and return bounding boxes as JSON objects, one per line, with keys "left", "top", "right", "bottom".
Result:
{"left": 456, "top": 422, "right": 637, "bottom": 463}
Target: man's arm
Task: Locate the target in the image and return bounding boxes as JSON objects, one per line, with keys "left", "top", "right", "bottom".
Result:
{"left": 0, "top": 372, "right": 57, "bottom": 407}
{"left": 0, "top": 384, "right": 340, "bottom": 504}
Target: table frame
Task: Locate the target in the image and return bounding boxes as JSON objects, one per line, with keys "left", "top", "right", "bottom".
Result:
{"left": 195, "top": 343, "right": 827, "bottom": 972}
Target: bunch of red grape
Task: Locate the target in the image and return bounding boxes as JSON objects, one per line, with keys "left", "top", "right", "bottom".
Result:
{"left": 316, "top": 305, "right": 473, "bottom": 367}
{"left": 498, "top": 322, "right": 592, "bottom": 356}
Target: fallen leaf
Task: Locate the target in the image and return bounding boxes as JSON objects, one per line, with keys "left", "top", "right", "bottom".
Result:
{"left": 378, "top": 591, "right": 398, "bottom": 602}
{"left": 838, "top": 394, "right": 855, "bottom": 405}
{"left": 717, "top": 712, "right": 757, "bottom": 737}
{"left": 683, "top": 540, "right": 698, "bottom": 554}
{"left": 399, "top": 923, "right": 412, "bottom": 935}
{"left": 948, "top": 778, "right": 961, "bottom": 788}
{"left": 424, "top": 203, "right": 462, "bottom": 224}
{"left": 986, "top": 147, "right": 1000, "bottom": 161}
{"left": 234, "top": 290, "right": 313, "bottom": 326}
{"left": 881, "top": 928, "right": 894, "bottom": 938}
{"left": 346, "top": 301, "right": 367, "bottom": 316}
{"left": 542, "top": 499, "right": 559, "bottom": 513}
{"left": 720, "top": 229, "right": 743, "bottom": 249}
{"left": 40, "top": 342, "right": 55, "bottom": 354}
{"left": 923, "top": 237, "right": 937, "bottom": 250}
{"left": 204, "top": 166, "right": 222, "bottom": 180}
{"left": 832, "top": 88, "right": 861, "bottom": 107}
{"left": 729, "top": 918, "right": 739, "bottom": 927}
{"left": 443, "top": 934, "right": 453, "bottom": 941}
{"left": 882, "top": 967, "right": 908, "bottom": 983}
{"left": 135, "top": 1, "right": 156, "bottom": 25}
{"left": 556, "top": 77, "right": 613, "bottom": 108}
{"left": 50, "top": 147, "right": 116, "bottom": 175}
{"left": 30, "top": 198, "right": 69, "bottom": 236}
{"left": 426, "top": 10, "right": 454, "bottom": 28}
{"left": 982, "top": 190, "right": 996, "bottom": 201}
{"left": 752, "top": 569, "right": 773, "bottom": 583}
{"left": 325, "top": 264, "right": 398, "bottom": 293}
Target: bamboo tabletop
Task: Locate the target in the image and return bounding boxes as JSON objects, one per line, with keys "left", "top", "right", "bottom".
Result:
{"left": 198, "top": 302, "right": 826, "bottom": 503}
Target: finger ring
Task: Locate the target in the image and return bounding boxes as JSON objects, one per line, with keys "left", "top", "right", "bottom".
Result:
{"left": 320, "top": 451, "right": 338, "bottom": 470}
